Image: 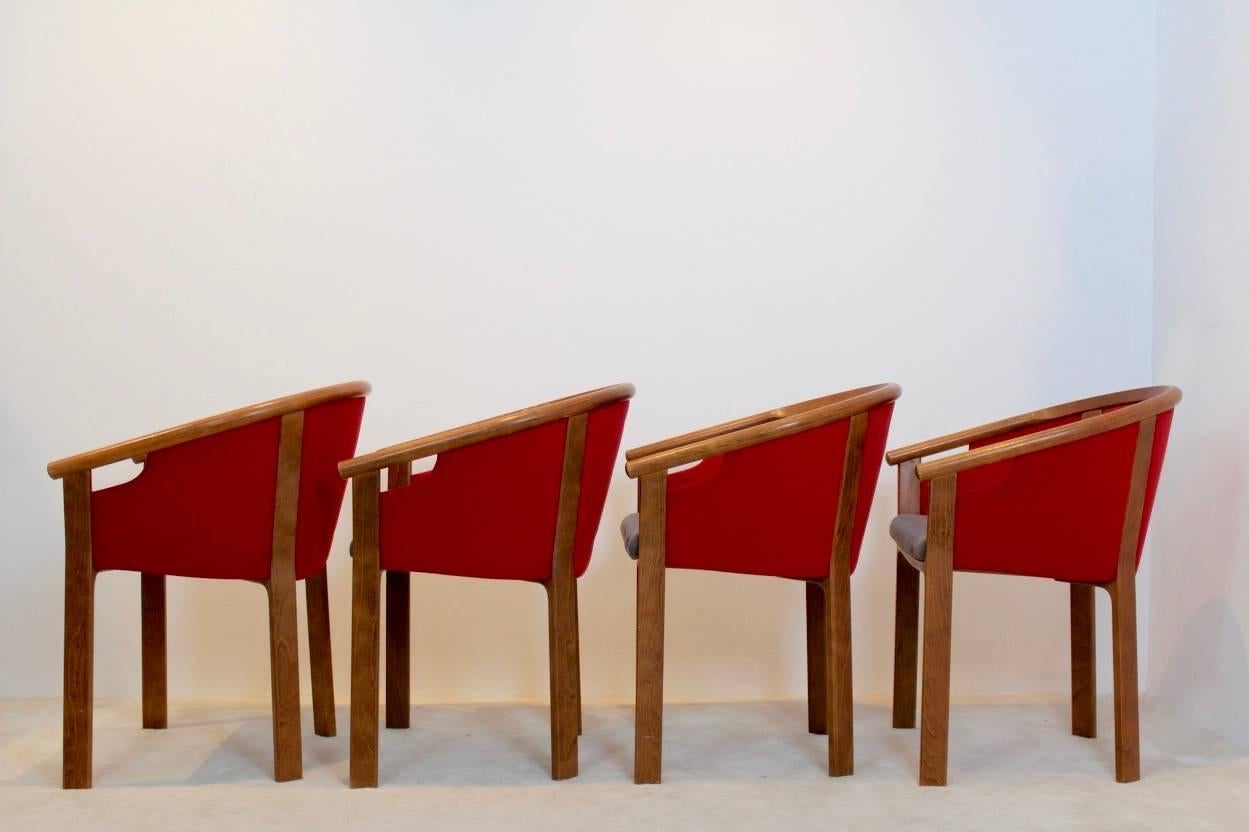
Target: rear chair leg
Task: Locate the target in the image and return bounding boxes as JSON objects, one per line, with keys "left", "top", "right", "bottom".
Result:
{"left": 141, "top": 573, "right": 168, "bottom": 730}
{"left": 805, "top": 581, "right": 827, "bottom": 735}
{"left": 385, "top": 571, "right": 411, "bottom": 729}
{"left": 892, "top": 554, "right": 920, "bottom": 729}
{"left": 306, "top": 568, "right": 336, "bottom": 737}
{"left": 1070, "top": 583, "right": 1097, "bottom": 739}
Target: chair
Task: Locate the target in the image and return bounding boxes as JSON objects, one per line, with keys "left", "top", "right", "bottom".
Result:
{"left": 620, "top": 383, "right": 901, "bottom": 783}
{"left": 338, "top": 384, "right": 635, "bottom": 787}
{"left": 885, "top": 385, "right": 1180, "bottom": 785}
{"left": 46, "top": 381, "right": 370, "bottom": 788}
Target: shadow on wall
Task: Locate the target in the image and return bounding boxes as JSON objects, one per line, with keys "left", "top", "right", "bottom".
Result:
{"left": 1151, "top": 599, "right": 1249, "bottom": 750}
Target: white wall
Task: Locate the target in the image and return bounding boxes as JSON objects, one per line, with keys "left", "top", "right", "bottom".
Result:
{"left": 0, "top": 2, "right": 1156, "bottom": 705}
{"left": 1149, "top": 1, "right": 1249, "bottom": 748}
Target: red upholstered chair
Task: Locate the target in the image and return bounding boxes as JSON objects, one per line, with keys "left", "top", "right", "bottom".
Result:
{"left": 621, "top": 383, "right": 901, "bottom": 783}
{"left": 885, "top": 386, "right": 1180, "bottom": 786}
{"left": 338, "top": 384, "right": 635, "bottom": 788}
{"left": 46, "top": 382, "right": 370, "bottom": 788}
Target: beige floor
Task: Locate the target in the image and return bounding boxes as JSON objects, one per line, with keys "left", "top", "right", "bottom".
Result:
{"left": 2, "top": 697, "right": 1247, "bottom": 830}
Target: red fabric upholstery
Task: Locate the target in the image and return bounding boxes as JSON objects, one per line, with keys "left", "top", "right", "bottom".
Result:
{"left": 379, "top": 400, "right": 629, "bottom": 581}
{"left": 917, "top": 408, "right": 1174, "bottom": 584}
{"left": 91, "top": 397, "right": 366, "bottom": 581}
{"left": 663, "top": 402, "right": 894, "bottom": 580}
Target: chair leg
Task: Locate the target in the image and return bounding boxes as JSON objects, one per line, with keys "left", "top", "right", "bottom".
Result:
{"left": 892, "top": 554, "right": 920, "bottom": 729}
{"left": 825, "top": 570, "right": 854, "bottom": 776}
{"left": 572, "top": 578, "right": 583, "bottom": 736}
{"left": 919, "top": 476, "right": 956, "bottom": 787}
{"left": 1109, "top": 578, "right": 1141, "bottom": 783}
{"left": 62, "top": 470, "right": 94, "bottom": 790}
{"left": 350, "top": 471, "right": 383, "bottom": 788}
{"left": 1070, "top": 583, "right": 1097, "bottom": 739}
{"left": 141, "top": 573, "right": 168, "bottom": 730}
{"left": 547, "top": 576, "right": 579, "bottom": 780}
{"left": 267, "top": 568, "right": 303, "bottom": 782}
{"left": 385, "top": 571, "right": 411, "bottom": 730}
{"left": 634, "top": 474, "right": 667, "bottom": 785}
{"left": 805, "top": 581, "right": 827, "bottom": 735}
{"left": 306, "top": 568, "right": 336, "bottom": 738}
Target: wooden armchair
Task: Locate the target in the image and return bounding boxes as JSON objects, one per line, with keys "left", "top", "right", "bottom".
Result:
{"left": 885, "top": 385, "right": 1181, "bottom": 785}
{"left": 46, "top": 381, "right": 371, "bottom": 787}
{"left": 622, "top": 383, "right": 901, "bottom": 783}
{"left": 338, "top": 384, "right": 635, "bottom": 787}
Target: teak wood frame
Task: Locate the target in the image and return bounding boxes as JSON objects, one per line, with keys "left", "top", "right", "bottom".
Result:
{"left": 886, "top": 385, "right": 1181, "bottom": 786}
{"left": 48, "top": 381, "right": 371, "bottom": 789}
{"left": 624, "top": 383, "right": 902, "bottom": 784}
{"left": 340, "top": 384, "right": 635, "bottom": 788}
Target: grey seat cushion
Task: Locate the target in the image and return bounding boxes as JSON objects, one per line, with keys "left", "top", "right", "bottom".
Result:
{"left": 889, "top": 514, "right": 929, "bottom": 562}
{"left": 620, "top": 513, "right": 640, "bottom": 559}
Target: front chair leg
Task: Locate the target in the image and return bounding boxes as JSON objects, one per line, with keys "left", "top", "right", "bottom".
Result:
{"left": 1108, "top": 578, "right": 1141, "bottom": 783}
{"left": 826, "top": 570, "right": 854, "bottom": 776}
{"left": 62, "top": 470, "right": 95, "bottom": 789}
{"left": 141, "top": 573, "right": 168, "bottom": 730}
{"left": 349, "top": 472, "right": 383, "bottom": 788}
{"left": 634, "top": 473, "right": 667, "bottom": 784}
{"left": 805, "top": 581, "right": 827, "bottom": 735}
{"left": 546, "top": 576, "right": 579, "bottom": 780}
{"left": 919, "top": 475, "right": 956, "bottom": 787}
{"left": 267, "top": 568, "right": 303, "bottom": 782}
{"left": 306, "top": 568, "right": 336, "bottom": 737}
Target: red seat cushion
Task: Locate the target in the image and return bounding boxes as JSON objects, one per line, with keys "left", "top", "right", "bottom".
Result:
{"left": 379, "top": 400, "right": 629, "bottom": 581}
{"left": 91, "top": 396, "right": 365, "bottom": 581}
{"left": 662, "top": 402, "right": 894, "bottom": 580}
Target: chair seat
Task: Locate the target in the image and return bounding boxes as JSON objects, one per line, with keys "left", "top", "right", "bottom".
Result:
{"left": 621, "top": 513, "right": 640, "bottom": 559}
{"left": 889, "top": 514, "right": 928, "bottom": 562}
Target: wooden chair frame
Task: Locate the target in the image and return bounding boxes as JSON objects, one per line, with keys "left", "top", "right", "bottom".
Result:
{"left": 339, "top": 383, "right": 635, "bottom": 788}
{"left": 624, "top": 382, "right": 902, "bottom": 784}
{"left": 47, "top": 381, "right": 370, "bottom": 789}
{"left": 885, "top": 385, "right": 1181, "bottom": 786}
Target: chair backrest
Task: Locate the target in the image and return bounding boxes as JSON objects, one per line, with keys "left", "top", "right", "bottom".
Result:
{"left": 662, "top": 384, "right": 900, "bottom": 579}
{"left": 376, "top": 385, "right": 634, "bottom": 581}
{"left": 83, "top": 384, "right": 368, "bottom": 581}
{"left": 923, "top": 386, "right": 1177, "bottom": 584}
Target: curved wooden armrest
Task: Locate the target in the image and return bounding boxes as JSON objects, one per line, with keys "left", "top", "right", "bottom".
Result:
{"left": 913, "top": 386, "right": 1180, "bottom": 481}
{"left": 625, "top": 383, "right": 900, "bottom": 479}
{"left": 47, "top": 381, "right": 372, "bottom": 480}
{"left": 338, "top": 383, "right": 635, "bottom": 479}
{"left": 886, "top": 385, "right": 1178, "bottom": 467}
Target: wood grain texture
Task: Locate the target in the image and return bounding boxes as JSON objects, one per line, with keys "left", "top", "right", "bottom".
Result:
{"left": 571, "top": 578, "right": 582, "bottom": 737}
{"left": 805, "top": 581, "right": 827, "bottom": 735}
{"left": 546, "top": 414, "right": 587, "bottom": 780}
{"left": 626, "top": 383, "right": 900, "bottom": 478}
{"left": 384, "top": 463, "right": 412, "bottom": 730}
{"left": 349, "top": 471, "right": 382, "bottom": 788}
{"left": 266, "top": 411, "right": 304, "bottom": 782}
{"left": 339, "top": 384, "right": 634, "bottom": 478}
{"left": 825, "top": 412, "right": 866, "bottom": 776}
{"left": 305, "top": 568, "right": 336, "bottom": 738}
{"left": 1070, "top": 583, "right": 1097, "bottom": 739}
{"left": 62, "top": 470, "right": 94, "bottom": 789}
{"left": 140, "top": 573, "right": 167, "bottom": 730}
{"left": 1107, "top": 415, "right": 1155, "bottom": 784}
{"left": 48, "top": 382, "right": 370, "bottom": 479}
{"left": 905, "top": 387, "right": 1180, "bottom": 480}
{"left": 918, "top": 474, "right": 956, "bottom": 787}
{"left": 892, "top": 459, "right": 921, "bottom": 730}
{"left": 887, "top": 385, "right": 1179, "bottom": 467}
{"left": 634, "top": 473, "right": 667, "bottom": 785}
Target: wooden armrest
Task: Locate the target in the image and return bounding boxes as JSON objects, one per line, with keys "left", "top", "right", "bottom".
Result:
{"left": 625, "top": 383, "right": 900, "bottom": 478}
{"left": 885, "top": 385, "right": 1178, "bottom": 466}
{"left": 47, "top": 381, "right": 371, "bottom": 480}
{"left": 338, "top": 383, "right": 635, "bottom": 479}
{"left": 913, "top": 386, "right": 1180, "bottom": 481}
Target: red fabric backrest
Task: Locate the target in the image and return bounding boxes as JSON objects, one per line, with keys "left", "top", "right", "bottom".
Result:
{"left": 91, "top": 396, "right": 365, "bottom": 581}
{"left": 920, "top": 407, "right": 1174, "bottom": 584}
{"left": 664, "top": 402, "right": 894, "bottom": 579}
{"left": 378, "top": 400, "right": 630, "bottom": 581}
